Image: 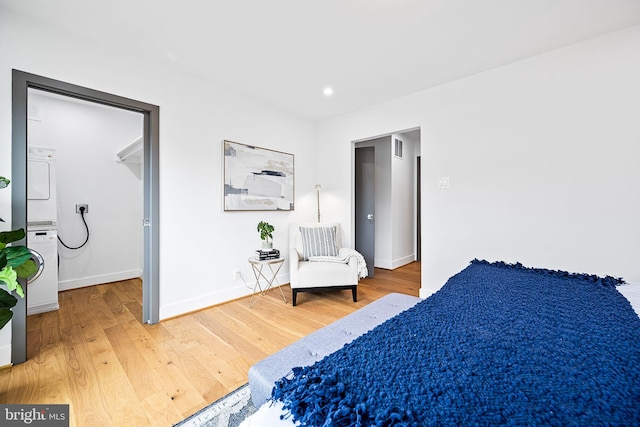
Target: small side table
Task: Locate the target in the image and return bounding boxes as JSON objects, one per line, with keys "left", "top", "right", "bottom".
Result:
{"left": 248, "top": 257, "right": 288, "bottom": 307}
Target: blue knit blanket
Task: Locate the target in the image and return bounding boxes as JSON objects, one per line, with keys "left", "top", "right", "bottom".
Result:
{"left": 271, "top": 260, "right": 640, "bottom": 426}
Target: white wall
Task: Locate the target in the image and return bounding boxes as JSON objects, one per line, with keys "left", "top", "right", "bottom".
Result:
{"left": 354, "top": 136, "right": 394, "bottom": 268}
{"left": 403, "top": 131, "right": 422, "bottom": 259}
{"left": 374, "top": 138, "right": 392, "bottom": 267}
{"left": 28, "top": 91, "right": 144, "bottom": 290}
{"left": 0, "top": 7, "right": 318, "bottom": 338}
{"left": 318, "top": 25, "right": 640, "bottom": 297}
{"left": 390, "top": 134, "right": 416, "bottom": 269}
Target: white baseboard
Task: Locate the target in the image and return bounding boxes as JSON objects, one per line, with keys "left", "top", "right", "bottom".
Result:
{"left": 58, "top": 270, "right": 142, "bottom": 291}
{"left": 374, "top": 258, "right": 393, "bottom": 269}
{"left": 391, "top": 255, "right": 415, "bottom": 270}
{"left": 374, "top": 254, "right": 415, "bottom": 270}
{"left": 27, "top": 302, "right": 59, "bottom": 316}
{"left": 160, "top": 273, "right": 290, "bottom": 320}
{"left": 419, "top": 287, "right": 438, "bottom": 299}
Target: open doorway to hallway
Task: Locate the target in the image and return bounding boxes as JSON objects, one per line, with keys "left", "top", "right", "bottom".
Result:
{"left": 353, "top": 128, "right": 421, "bottom": 277}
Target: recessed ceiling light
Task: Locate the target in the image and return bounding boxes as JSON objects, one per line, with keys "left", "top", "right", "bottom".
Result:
{"left": 323, "top": 87, "right": 333, "bottom": 96}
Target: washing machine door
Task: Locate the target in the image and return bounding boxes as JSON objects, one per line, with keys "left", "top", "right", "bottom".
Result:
{"left": 26, "top": 229, "right": 59, "bottom": 315}
{"left": 27, "top": 248, "right": 45, "bottom": 285}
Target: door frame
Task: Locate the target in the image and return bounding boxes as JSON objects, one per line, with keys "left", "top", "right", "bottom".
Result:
{"left": 11, "top": 70, "right": 160, "bottom": 364}
{"left": 351, "top": 127, "right": 421, "bottom": 273}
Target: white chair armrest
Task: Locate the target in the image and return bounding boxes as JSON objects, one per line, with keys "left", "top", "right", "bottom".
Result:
{"left": 339, "top": 248, "right": 367, "bottom": 279}
{"left": 347, "top": 256, "right": 359, "bottom": 276}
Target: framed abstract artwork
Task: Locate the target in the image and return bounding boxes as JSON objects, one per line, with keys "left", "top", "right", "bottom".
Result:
{"left": 223, "top": 140, "right": 295, "bottom": 211}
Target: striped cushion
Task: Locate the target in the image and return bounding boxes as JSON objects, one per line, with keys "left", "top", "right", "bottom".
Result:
{"left": 299, "top": 226, "right": 338, "bottom": 260}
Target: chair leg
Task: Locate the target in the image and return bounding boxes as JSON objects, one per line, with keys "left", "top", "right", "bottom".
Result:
{"left": 352, "top": 286, "right": 357, "bottom": 302}
{"left": 292, "top": 289, "right": 298, "bottom": 306}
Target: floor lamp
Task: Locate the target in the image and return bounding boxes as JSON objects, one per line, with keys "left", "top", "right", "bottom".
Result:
{"left": 315, "top": 184, "right": 321, "bottom": 222}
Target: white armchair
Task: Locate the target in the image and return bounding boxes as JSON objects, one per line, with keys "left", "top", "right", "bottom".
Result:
{"left": 289, "top": 223, "right": 363, "bottom": 306}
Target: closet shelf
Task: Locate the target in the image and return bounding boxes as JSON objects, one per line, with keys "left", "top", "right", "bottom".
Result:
{"left": 116, "top": 137, "right": 143, "bottom": 163}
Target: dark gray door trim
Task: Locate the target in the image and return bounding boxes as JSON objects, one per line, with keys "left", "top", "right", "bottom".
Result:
{"left": 11, "top": 69, "right": 160, "bottom": 364}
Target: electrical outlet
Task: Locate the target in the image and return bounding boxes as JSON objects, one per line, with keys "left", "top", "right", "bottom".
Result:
{"left": 233, "top": 269, "right": 241, "bottom": 280}
{"left": 76, "top": 204, "right": 89, "bottom": 214}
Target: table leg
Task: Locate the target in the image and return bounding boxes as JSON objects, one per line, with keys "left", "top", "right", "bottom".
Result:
{"left": 249, "top": 261, "right": 287, "bottom": 307}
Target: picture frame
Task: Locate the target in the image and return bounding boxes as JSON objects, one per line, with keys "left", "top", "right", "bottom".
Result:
{"left": 223, "top": 140, "right": 294, "bottom": 211}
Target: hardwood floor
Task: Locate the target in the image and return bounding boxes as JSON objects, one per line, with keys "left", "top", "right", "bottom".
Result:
{"left": 0, "top": 262, "right": 420, "bottom": 426}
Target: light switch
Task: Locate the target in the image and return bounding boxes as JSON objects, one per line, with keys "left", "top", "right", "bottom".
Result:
{"left": 437, "top": 177, "right": 450, "bottom": 189}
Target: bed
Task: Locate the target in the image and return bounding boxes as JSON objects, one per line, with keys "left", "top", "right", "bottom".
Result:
{"left": 242, "top": 260, "right": 640, "bottom": 426}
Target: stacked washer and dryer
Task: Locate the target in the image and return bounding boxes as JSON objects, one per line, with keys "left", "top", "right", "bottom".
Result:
{"left": 26, "top": 146, "right": 59, "bottom": 315}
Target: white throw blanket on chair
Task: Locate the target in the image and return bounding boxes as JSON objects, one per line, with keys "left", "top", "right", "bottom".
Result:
{"left": 308, "top": 248, "right": 369, "bottom": 278}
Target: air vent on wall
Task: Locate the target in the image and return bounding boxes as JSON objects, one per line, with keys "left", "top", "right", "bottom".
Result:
{"left": 394, "top": 138, "right": 403, "bottom": 159}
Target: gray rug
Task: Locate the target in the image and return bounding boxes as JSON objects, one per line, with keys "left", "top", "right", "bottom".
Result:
{"left": 174, "top": 384, "right": 258, "bottom": 427}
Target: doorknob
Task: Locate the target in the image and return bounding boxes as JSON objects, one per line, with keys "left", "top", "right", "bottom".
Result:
{"left": 367, "top": 214, "right": 374, "bottom": 220}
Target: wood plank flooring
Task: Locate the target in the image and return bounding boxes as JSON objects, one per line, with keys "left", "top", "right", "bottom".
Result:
{"left": 0, "top": 262, "right": 420, "bottom": 426}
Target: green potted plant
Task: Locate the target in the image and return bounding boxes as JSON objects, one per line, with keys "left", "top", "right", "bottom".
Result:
{"left": 0, "top": 176, "right": 37, "bottom": 330}
{"left": 257, "top": 221, "right": 275, "bottom": 249}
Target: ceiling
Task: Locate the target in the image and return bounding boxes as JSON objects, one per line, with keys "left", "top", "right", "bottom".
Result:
{"left": 3, "top": 0, "right": 640, "bottom": 121}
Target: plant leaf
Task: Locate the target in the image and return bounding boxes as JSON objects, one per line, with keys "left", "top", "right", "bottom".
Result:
{"left": 0, "top": 265, "right": 18, "bottom": 330}
{"left": 0, "top": 229, "right": 25, "bottom": 245}
{"left": 15, "top": 259, "right": 37, "bottom": 279}
{"left": 0, "top": 288, "right": 17, "bottom": 309}
{"left": 0, "top": 308, "right": 13, "bottom": 330}
{"left": 3, "top": 246, "right": 33, "bottom": 269}
{"left": 0, "top": 176, "right": 9, "bottom": 190}
{"left": 0, "top": 266, "right": 24, "bottom": 298}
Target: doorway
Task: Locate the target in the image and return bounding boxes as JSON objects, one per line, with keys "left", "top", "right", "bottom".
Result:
{"left": 11, "top": 70, "right": 160, "bottom": 364}
{"left": 353, "top": 128, "right": 421, "bottom": 275}
{"left": 27, "top": 89, "right": 143, "bottom": 299}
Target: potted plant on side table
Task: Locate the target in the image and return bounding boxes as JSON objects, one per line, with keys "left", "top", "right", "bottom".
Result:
{"left": 257, "top": 221, "right": 275, "bottom": 250}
